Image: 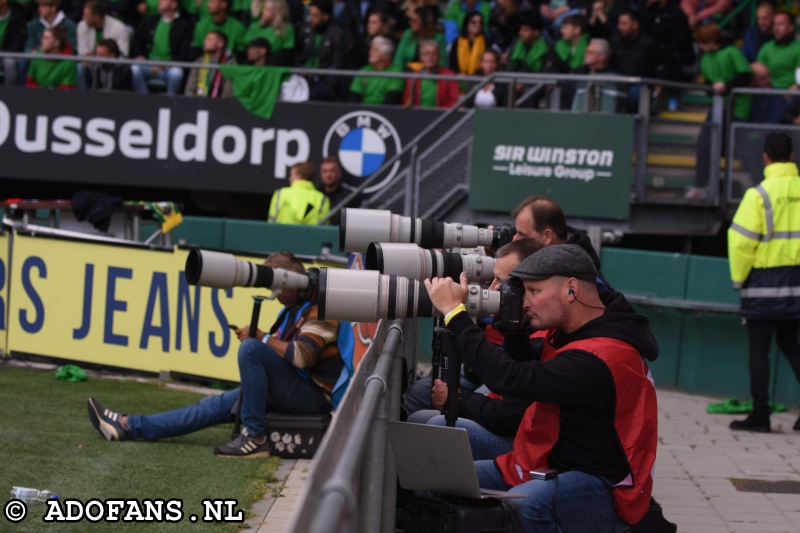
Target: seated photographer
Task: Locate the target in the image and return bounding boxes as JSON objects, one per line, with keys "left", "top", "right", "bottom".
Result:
{"left": 405, "top": 238, "right": 545, "bottom": 461}
{"left": 424, "top": 245, "right": 658, "bottom": 532}
{"left": 87, "top": 251, "right": 353, "bottom": 458}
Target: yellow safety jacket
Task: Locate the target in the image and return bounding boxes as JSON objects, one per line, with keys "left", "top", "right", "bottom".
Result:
{"left": 268, "top": 180, "right": 331, "bottom": 226}
{"left": 728, "top": 162, "right": 800, "bottom": 319}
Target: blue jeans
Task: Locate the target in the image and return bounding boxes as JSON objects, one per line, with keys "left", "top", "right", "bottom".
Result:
{"left": 403, "top": 371, "right": 481, "bottom": 415}
{"left": 475, "top": 461, "right": 628, "bottom": 533}
{"left": 131, "top": 64, "right": 184, "bottom": 95}
{"left": 127, "top": 340, "right": 330, "bottom": 440}
{"left": 427, "top": 415, "right": 514, "bottom": 460}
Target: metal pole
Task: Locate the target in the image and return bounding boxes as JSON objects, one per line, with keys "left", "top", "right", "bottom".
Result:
{"left": 357, "top": 366, "right": 390, "bottom": 533}
{"left": 308, "top": 323, "right": 404, "bottom": 533}
{"left": 411, "top": 145, "right": 420, "bottom": 217}
{"left": 635, "top": 84, "right": 651, "bottom": 202}
{"left": 549, "top": 85, "right": 561, "bottom": 110}
{"left": 380, "top": 324, "right": 405, "bottom": 533}
{"left": 507, "top": 78, "right": 515, "bottom": 109}
{"left": 709, "top": 94, "right": 724, "bottom": 206}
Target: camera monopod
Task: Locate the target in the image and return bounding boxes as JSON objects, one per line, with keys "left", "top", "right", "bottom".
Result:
{"left": 232, "top": 295, "right": 270, "bottom": 439}
{"left": 439, "top": 326, "right": 461, "bottom": 428}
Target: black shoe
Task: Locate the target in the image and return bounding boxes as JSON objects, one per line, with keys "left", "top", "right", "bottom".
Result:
{"left": 662, "top": 517, "right": 678, "bottom": 533}
{"left": 794, "top": 415, "right": 800, "bottom": 431}
{"left": 730, "top": 413, "right": 771, "bottom": 433}
{"left": 87, "top": 397, "right": 129, "bottom": 441}
{"left": 214, "top": 428, "right": 271, "bottom": 458}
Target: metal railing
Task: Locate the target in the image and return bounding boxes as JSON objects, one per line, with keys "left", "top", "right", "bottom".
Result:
{"left": 285, "top": 318, "right": 417, "bottom": 533}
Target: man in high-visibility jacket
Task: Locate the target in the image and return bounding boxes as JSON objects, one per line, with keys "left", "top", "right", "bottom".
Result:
{"left": 729, "top": 132, "right": 800, "bottom": 433}
{"left": 268, "top": 162, "right": 330, "bottom": 225}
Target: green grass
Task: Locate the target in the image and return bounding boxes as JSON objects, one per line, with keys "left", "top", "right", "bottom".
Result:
{"left": 0, "top": 366, "right": 280, "bottom": 532}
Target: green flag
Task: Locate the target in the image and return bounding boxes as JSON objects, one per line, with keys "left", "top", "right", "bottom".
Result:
{"left": 220, "top": 65, "right": 288, "bottom": 120}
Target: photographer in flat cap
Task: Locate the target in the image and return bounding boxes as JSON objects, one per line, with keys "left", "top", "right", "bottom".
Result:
{"left": 424, "top": 245, "right": 659, "bottom": 533}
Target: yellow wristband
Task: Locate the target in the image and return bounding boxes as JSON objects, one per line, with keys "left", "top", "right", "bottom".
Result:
{"left": 444, "top": 304, "right": 467, "bottom": 326}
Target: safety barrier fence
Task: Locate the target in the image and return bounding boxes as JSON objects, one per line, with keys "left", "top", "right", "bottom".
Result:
{"left": 0, "top": 51, "right": 720, "bottom": 218}
{"left": 285, "top": 318, "right": 416, "bottom": 533}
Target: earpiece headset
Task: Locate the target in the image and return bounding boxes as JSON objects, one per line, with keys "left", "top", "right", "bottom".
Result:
{"left": 568, "top": 286, "right": 605, "bottom": 310}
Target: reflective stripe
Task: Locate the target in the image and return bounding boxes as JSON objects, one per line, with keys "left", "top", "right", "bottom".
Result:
{"left": 740, "top": 286, "right": 800, "bottom": 298}
{"left": 771, "top": 231, "right": 800, "bottom": 239}
{"left": 755, "top": 185, "right": 773, "bottom": 241}
{"left": 269, "top": 189, "right": 281, "bottom": 223}
{"left": 730, "top": 222, "right": 762, "bottom": 241}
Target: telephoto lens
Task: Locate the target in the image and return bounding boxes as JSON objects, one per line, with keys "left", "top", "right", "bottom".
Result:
{"left": 184, "top": 249, "right": 310, "bottom": 290}
{"left": 339, "top": 209, "right": 515, "bottom": 253}
{"left": 365, "top": 243, "right": 495, "bottom": 283}
{"left": 318, "top": 268, "right": 523, "bottom": 330}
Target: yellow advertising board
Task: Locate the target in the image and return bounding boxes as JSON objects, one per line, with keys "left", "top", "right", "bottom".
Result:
{"left": 0, "top": 230, "right": 8, "bottom": 356}
{"left": 8, "top": 233, "right": 290, "bottom": 382}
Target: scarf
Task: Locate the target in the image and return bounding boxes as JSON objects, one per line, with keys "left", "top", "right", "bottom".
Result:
{"left": 196, "top": 52, "right": 227, "bottom": 98}
{"left": 456, "top": 34, "right": 485, "bottom": 75}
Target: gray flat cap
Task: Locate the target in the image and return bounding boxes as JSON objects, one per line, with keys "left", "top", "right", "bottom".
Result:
{"left": 511, "top": 244, "right": 598, "bottom": 283}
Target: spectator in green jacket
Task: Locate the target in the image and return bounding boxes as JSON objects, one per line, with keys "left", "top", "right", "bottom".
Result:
{"left": 25, "top": 26, "right": 77, "bottom": 88}
{"left": 192, "top": 0, "right": 247, "bottom": 55}
{"left": 756, "top": 12, "right": 800, "bottom": 90}
{"left": 350, "top": 36, "right": 404, "bottom": 105}
{"left": 24, "top": 0, "right": 77, "bottom": 53}
{"left": 507, "top": 12, "right": 549, "bottom": 73}
{"left": 554, "top": 14, "right": 588, "bottom": 72}
{"left": 245, "top": 0, "right": 295, "bottom": 65}
{"left": 394, "top": 4, "right": 446, "bottom": 69}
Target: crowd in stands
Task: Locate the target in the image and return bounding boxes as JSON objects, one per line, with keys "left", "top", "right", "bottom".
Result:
{"left": 0, "top": 0, "right": 798, "bottom": 116}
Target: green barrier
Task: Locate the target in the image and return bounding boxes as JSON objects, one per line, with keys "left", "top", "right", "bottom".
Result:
{"left": 171, "top": 216, "right": 226, "bottom": 249}
{"left": 222, "top": 220, "right": 342, "bottom": 257}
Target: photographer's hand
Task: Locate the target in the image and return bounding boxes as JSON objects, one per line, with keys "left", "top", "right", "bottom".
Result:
{"left": 424, "top": 272, "right": 469, "bottom": 316}
{"left": 431, "top": 379, "right": 449, "bottom": 411}
{"left": 236, "top": 325, "right": 265, "bottom": 342}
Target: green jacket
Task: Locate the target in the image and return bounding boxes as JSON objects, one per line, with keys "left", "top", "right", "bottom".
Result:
{"left": 268, "top": 180, "right": 330, "bottom": 225}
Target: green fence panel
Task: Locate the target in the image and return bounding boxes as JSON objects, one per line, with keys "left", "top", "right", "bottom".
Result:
{"left": 677, "top": 256, "right": 756, "bottom": 397}
{"left": 171, "top": 216, "right": 226, "bottom": 249}
{"left": 222, "top": 221, "right": 342, "bottom": 257}
{"left": 773, "top": 355, "right": 800, "bottom": 408}
{"left": 601, "top": 249, "right": 688, "bottom": 388}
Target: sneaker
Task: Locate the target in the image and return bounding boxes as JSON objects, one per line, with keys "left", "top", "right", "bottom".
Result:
{"left": 793, "top": 414, "right": 800, "bottom": 431}
{"left": 730, "top": 413, "right": 771, "bottom": 433}
{"left": 214, "top": 427, "right": 270, "bottom": 458}
{"left": 87, "top": 397, "right": 129, "bottom": 441}
{"left": 667, "top": 97, "right": 680, "bottom": 112}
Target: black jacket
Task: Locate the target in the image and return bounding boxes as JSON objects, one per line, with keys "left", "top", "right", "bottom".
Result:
{"left": 1, "top": 4, "right": 27, "bottom": 52}
{"left": 488, "top": 0, "right": 535, "bottom": 52}
{"left": 296, "top": 20, "right": 345, "bottom": 70}
{"left": 641, "top": 0, "right": 694, "bottom": 64}
{"left": 565, "top": 225, "right": 612, "bottom": 289}
{"left": 610, "top": 31, "right": 659, "bottom": 77}
{"left": 449, "top": 290, "right": 658, "bottom": 484}
{"left": 87, "top": 64, "right": 134, "bottom": 91}
{"left": 132, "top": 14, "right": 193, "bottom": 62}
{"left": 319, "top": 183, "right": 363, "bottom": 226}
{"left": 464, "top": 76, "right": 509, "bottom": 108}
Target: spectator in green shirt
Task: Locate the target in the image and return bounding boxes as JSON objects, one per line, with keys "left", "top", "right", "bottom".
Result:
{"left": 554, "top": 14, "right": 588, "bottom": 72}
{"left": 25, "top": 26, "right": 77, "bottom": 88}
{"left": 349, "top": 36, "right": 404, "bottom": 105}
{"left": 756, "top": 12, "right": 800, "bottom": 90}
{"left": 192, "top": 0, "right": 247, "bottom": 56}
{"left": 507, "top": 12, "right": 549, "bottom": 73}
{"left": 245, "top": 0, "right": 295, "bottom": 65}
{"left": 394, "top": 4, "right": 446, "bottom": 69}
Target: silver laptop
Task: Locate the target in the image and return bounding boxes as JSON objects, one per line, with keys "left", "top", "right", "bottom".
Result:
{"left": 387, "top": 421, "right": 526, "bottom": 500}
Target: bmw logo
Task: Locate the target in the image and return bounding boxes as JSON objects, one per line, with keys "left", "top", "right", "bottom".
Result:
{"left": 323, "top": 111, "right": 402, "bottom": 194}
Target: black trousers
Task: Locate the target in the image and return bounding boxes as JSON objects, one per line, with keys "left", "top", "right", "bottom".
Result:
{"left": 747, "top": 319, "right": 800, "bottom": 415}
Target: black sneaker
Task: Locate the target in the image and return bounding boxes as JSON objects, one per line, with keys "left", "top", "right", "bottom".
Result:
{"left": 730, "top": 413, "right": 771, "bottom": 433}
{"left": 794, "top": 415, "right": 800, "bottom": 431}
{"left": 87, "top": 397, "right": 129, "bottom": 441}
{"left": 214, "top": 428, "right": 271, "bottom": 458}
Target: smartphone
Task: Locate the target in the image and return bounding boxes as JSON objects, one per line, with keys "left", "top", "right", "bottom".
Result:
{"left": 228, "top": 324, "right": 239, "bottom": 331}
{"left": 529, "top": 469, "right": 558, "bottom": 480}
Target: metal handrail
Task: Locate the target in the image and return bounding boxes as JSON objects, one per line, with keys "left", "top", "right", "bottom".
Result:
{"left": 626, "top": 293, "right": 739, "bottom": 315}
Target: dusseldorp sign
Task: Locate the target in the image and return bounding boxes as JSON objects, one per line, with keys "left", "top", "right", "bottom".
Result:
{"left": 0, "top": 86, "right": 454, "bottom": 194}
{"left": 470, "top": 109, "right": 634, "bottom": 220}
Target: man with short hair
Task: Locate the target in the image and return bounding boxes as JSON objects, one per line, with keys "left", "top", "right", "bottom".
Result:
{"left": 184, "top": 31, "right": 235, "bottom": 98}
{"left": 77, "top": 0, "right": 128, "bottom": 89}
{"left": 349, "top": 36, "right": 404, "bottom": 105}
{"left": 296, "top": 0, "right": 345, "bottom": 101}
{"left": 729, "top": 133, "right": 800, "bottom": 433}
{"left": 317, "top": 157, "right": 362, "bottom": 226}
{"left": 131, "top": 0, "right": 192, "bottom": 95}
{"left": 246, "top": 36, "right": 270, "bottom": 65}
{"left": 610, "top": 11, "right": 657, "bottom": 78}
{"left": 24, "top": 0, "right": 77, "bottom": 53}
{"left": 510, "top": 195, "right": 610, "bottom": 288}
{"left": 26, "top": 26, "right": 77, "bottom": 88}
{"left": 0, "top": 0, "right": 27, "bottom": 86}
{"left": 507, "top": 13, "right": 549, "bottom": 74}
{"left": 269, "top": 162, "right": 331, "bottom": 225}
{"left": 742, "top": 1, "right": 775, "bottom": 63}
{"left": 88, "top": 251, "right": 353, "bottom": 458}
{"left": 85, "top": 38, "right": 133, "bottom": 91}
{"left": 554, "top": 14, "right": 588, "bottom": 72}
{"left": 756, "top": 12, "right": 800, "bottom": 90}
{"left": 424, "top": 244, "right": 658, "bottom": 532}
{"left": 402, "top": 39, "right": 460, "bottom": 108}
{"left": 191, "top": 0, "right": 246, "bottom": 57}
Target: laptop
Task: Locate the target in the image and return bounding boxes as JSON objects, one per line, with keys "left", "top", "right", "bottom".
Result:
{"left": 387, "top": 421, "right": 526, "bottom": 500}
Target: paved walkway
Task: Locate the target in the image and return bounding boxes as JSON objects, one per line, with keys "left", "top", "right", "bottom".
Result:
{"left": 253, "top": 389, "right": 800, "bottom": 533}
